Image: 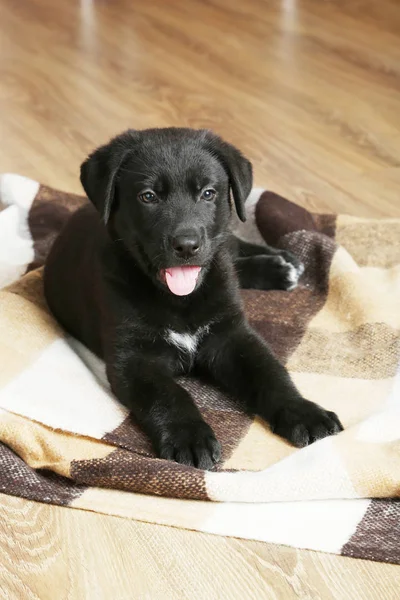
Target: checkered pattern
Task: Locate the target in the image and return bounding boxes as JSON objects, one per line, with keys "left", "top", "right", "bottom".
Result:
{"left": 0, "top": 174, "right": 399, "bottom": 563}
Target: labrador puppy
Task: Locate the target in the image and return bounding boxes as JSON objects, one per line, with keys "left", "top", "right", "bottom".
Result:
{"left": 44, "top": 128, "right": 343, "bottom": 469}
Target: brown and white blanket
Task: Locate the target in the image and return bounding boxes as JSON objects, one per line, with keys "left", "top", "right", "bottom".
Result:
{"left": 0, "top": 174, "right": 399, "bottom": 564}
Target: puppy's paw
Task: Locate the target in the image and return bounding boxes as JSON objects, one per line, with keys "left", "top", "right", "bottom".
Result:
{"left": 269, "top": 255, "right": 302, "bottom": 291}
{"left": 236, "top": 250, "right": 304, "bottom": 291}
{"left": 247, "top": 254, "right": 303, "bottom": 291}
{"left": 271, "top": 400, "right": 343, "bottom": 447}
{"left": 157, "top": 420, "right": 221, "bottom": 470}
{"left": 274, "top": 250, "right": 305, "bottom": 291}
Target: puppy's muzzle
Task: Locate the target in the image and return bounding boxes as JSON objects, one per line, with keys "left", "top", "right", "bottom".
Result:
{"left": 171, "top": 229, "right": 201, "bottom": 260}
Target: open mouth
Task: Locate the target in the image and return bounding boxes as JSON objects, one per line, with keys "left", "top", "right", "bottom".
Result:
{"left": 160, "top": 266, "right": 202, "bottom": 296}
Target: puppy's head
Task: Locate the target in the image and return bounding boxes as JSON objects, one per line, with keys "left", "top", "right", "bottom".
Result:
{"left": 81, "top": 128, "right": 252, "bottom": 296}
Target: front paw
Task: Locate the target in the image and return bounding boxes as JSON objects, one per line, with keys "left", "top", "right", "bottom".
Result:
{"left": 156, "top": 420, "right": 221, "bottom": 470}
{"left": 271, "top": 400, "right": 343, "bottom": 447}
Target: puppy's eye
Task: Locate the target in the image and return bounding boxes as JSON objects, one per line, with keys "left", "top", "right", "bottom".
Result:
{"left": 201, "top": 188, "right": 216, "bottom": 201}
{"left": 139, "top": 191, "right": 157, "bottom": 204}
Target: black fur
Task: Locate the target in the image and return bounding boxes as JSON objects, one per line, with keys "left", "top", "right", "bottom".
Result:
{"left": 44, "top": 128, "right": 343, "bottom": 469}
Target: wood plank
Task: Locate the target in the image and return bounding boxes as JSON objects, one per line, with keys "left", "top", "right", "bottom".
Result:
{"left": 1, "top": 494, "right": 399, "bottom": 600}
{"left": 0, "top": 0, "right": 399, "bottom": 216}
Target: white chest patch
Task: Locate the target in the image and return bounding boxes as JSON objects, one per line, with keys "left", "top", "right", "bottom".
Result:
{"left": 166, "top": 325, "right": 210, "bottom": 355}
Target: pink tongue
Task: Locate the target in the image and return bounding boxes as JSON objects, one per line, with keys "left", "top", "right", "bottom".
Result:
{"left": 165, "top": 266, "right": 201, "bottom": 296}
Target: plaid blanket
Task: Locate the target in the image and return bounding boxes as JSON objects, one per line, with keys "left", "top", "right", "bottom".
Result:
{"left": 0, "top": 173, "right": 399, "bottom": 564}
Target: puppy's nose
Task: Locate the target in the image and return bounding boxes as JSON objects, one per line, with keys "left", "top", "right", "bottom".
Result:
{"left": 172, "top": 230, "right": 200, "bottom": 258}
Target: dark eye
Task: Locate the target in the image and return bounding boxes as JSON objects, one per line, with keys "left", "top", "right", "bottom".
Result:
{"left": 201, "top": 188, "right": 216, "bottom": 201}
{"left": 139, "top": 190, "right": 157, "bottom": 204}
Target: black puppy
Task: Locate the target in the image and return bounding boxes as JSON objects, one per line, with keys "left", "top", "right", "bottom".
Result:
{"left": 44, "top": 128, "right": 342, "bottom": 469}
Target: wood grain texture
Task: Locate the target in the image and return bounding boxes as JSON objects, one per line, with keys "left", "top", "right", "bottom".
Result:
{"left": 1, "top": 494, "right": 400, "bottom": 600}
{"left": 1, "top": 0, "right": 400, "bottom": 597}
{"left": 0, "top": 0, "right": 399, "bottom": 217}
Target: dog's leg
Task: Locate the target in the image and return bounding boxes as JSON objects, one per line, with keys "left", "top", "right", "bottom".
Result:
{"left": 230, "top": 236, "right": 304, "bottom": 291}
{"left": 197, "top": 324, "right": 343, "bottom": 447}
{"left": 107, "top": 358, "right": 221, "bottom": 469}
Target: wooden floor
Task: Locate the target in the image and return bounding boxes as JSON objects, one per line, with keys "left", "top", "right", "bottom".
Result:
{"left": 1, "top": 0, "right": 400, "bottom": 218}
{"left": 1, "top": 0, "right": 400, "bottom": 598}
{"left": 2, "top": 494, "right": 400, "bottom": 600}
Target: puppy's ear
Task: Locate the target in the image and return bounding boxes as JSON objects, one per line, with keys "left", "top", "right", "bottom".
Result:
{"left": 203, "top": 132, "right": 253, "bottom": 222}
{"left": 80, "top": 131, "right": 136, "bottom": 224}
